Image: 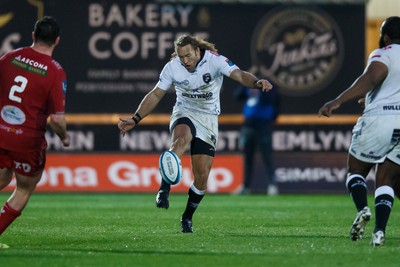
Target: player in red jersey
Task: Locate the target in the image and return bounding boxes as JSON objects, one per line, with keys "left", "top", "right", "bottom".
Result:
{"left": 0, "top": 16, "right": 70, "bottom": 248}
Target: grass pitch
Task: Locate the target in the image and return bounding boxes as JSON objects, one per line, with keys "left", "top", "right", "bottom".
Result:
{"left": 0, "top": 193, "right": 399, "bottom": 267}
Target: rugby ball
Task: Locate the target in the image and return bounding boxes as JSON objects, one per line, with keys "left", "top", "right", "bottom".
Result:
{"left": 159, "top": 151, "right": 182, "bottom": 185}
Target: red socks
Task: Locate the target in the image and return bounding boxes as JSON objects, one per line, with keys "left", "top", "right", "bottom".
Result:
{"left": 0, "top": 202, "right": 21, "bottom": 235}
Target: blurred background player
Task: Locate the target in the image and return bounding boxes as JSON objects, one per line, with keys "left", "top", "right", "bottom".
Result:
{"left": 234, "top": 66, "right": 280, "bottom": 195}
{"left": 118, "top": 35, "right": 273, "bottom": 233}
{"left": 319, "top": 16, "right": 400, "bottom": 246}
{"left": 0, "top": 16, "right": 70, "bottom": 248}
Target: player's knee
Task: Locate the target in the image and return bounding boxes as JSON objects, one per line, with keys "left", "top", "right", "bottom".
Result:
{"left": 15, "top": 174, "right": 41, "bottom": 191}
{"left": 170, "top": 136, "right": 191, "bottom": 153}
{"left": 346, "top": 173, "right": 367, "bottom": 190}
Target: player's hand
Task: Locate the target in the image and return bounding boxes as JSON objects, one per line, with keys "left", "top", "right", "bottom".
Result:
{"left": 61, "top": 133, "right": 71, "bottom": 147}
{"left": 318, "top": 99, "right": 341, "bottom": 117}
{"left": 256, "top": 79, "right": 273, "bottom": 92}
{"left": 118, "top": 117, "right": 136, "bottom": 137}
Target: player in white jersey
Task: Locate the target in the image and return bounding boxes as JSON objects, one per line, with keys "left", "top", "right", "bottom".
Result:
{"left": 118, "top": 35, "right": 272, "bottom": 233}
{"left": 319, "top": 16, "right": 400, "bottom": 246}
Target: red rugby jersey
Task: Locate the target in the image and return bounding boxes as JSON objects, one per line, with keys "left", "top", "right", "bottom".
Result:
{"left": 0, "top": 47, "right": 66, "bottom": 151}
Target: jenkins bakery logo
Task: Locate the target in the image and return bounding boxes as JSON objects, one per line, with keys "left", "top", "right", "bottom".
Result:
{"left": 251, "top": 7, "right": 344, "bottom": 96}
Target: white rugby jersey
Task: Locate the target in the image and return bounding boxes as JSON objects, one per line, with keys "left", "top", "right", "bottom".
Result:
{"left": 155, "top": 50, "right": 239, "bottom": 115}
{"left": 364, "top": 44, "right": 400, "bottom": 116}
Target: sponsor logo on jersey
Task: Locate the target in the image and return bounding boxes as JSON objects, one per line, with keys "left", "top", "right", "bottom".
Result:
{"left": 360, "top": 152, "right": 381, "bottom": 160}
{"left": 52, "top": 60, "right": 63, "bottom": 70}
{"left": 203, "top": 73, "right": 211, "bottom": 84}
{"left": 12, "top": 56, "right": 48, "bottom": 76}
{"left": 383, "top": 105, "right": 400, "bottom": 111}
{"left": 1, "top": 105, "right": 26, "bottom": 125}
{"left": 182, "top": 91, "right": 213, "bottom": 100}
{"left": 251, "top": 7, "right": 344, "bottom": 96}
{"left": 14, "top": 161, "right": 32, "bottom": 173}
{"left": 0, "top": 123, "right": 23, "bottom": 134}
{"left": 225, "top": 58, "right": 234, "bottom": 67}
{"left": 176, "top": 80, "right": 189, "bottom": 86}
{"left": 198, "top": 59, "right": 207, "bottom": 68}
{"left": 62, "top": 80, "right": 67, "bottom": 94}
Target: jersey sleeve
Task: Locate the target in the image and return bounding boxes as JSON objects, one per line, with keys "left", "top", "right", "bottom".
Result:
{"left": 210, "top": 52, "right": 239, "bottom": 77}
{"left": 368, "top": 47, "right": 391, "bottom": 68}
{"left": 48, "top": 68, "right": 67, "bottom": 114}
{"left": 155, "top": 61, "right": 174, "bottom": 90}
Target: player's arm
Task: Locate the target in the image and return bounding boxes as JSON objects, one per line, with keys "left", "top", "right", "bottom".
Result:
{"left": 229, "top": 69, "right": 273, "bottom": 92}
{"left": 48, "top": 69, "right": 69, "bottom": 146}
{"left": 318, "top": 61, "right": 388, "bottom": 117}
{"left": 118, "top": 87, "right": 167, "bottom": 135}
{"left": 49, "top": 114, "right": 70, "bottom": 147}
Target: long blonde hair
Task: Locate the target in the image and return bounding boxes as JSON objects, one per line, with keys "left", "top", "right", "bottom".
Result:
{"left": 171, "top": 35, "right": 218, "bottom": 58}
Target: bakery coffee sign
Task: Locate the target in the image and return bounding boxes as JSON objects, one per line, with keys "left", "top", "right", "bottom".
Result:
{"left": 251, "top": 7, "right": 344, "bottom": 96}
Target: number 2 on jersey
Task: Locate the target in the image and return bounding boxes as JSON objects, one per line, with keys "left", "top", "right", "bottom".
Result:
{"left": 9, "top": 75, "right": 28, "bottom": 103}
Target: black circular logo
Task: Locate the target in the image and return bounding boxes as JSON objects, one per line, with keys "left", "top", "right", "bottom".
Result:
{"left": 251, "top": 7, "right": 344, "bottom": 96}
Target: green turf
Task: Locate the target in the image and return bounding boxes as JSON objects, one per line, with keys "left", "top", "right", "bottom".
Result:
{"left": 0, "top": 193, "right": 399, "bottom": 267}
